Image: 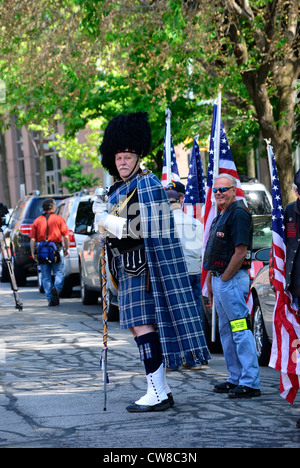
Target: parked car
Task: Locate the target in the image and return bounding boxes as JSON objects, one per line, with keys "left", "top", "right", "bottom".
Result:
{"left": 251, "top": 247, "right": 274, "bottom": 366}
{"left": 202, "top": 214, "right": 273, "bottom": 352}
{"left": 48, "top": 190, "right": 96, "bottom": 297}
{"left": 1, "top": 191, "right": 69, "bottom": 286}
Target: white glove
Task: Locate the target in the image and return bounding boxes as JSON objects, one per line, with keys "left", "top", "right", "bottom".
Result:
{"left": 94, "top": 212, "right": 126, "bottom": 240}
{"left": 104, "top": 215, "right": 127, "bottom": 239}
{"left": 92, "top": 199, "right": 107, "bottom": 214}
{"left": 94, "top": 212, "right": 108, "bottom": 232}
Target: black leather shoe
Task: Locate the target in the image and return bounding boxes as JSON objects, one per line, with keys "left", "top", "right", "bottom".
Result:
{"left": 51, "top": 287, "right": 60, "bottom": 306}
{"left": 167, "top": 392, "right": 175, "bottom": 407}
{"left": 48, "top": 299, "right": 58, "bottom": 306}
{"left": 214, "top": 382, "right": 237, "bottom": 393}
{"left": 228, "top": 385, "right": 261, "bottom": 399}
{"left": 126, "top": 399, "right": 170, "bottom": 413}
{"left": 130, "top": 393, "right": 174, "bottom": 407}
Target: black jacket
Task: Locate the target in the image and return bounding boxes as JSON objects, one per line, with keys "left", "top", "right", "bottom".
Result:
{"left": 284, "top": 198, "right": 300, "bottom": 293}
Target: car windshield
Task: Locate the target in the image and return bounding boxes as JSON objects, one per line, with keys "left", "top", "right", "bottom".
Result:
{"left": 253, "top": 216, "right": 272, "bottom": 251}
{"left": 244, "top": 190, "right": 272, "bottom": 216}
{"left": 26, "top": 199, "right": 45, "bottom": 219}
{"left": 26, "top": 196, "right": 67, "bottom": 221}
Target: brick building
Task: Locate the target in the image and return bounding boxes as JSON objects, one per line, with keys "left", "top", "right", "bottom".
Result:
{"left": 0, "top": 119, "right": 106, "bottom": 209}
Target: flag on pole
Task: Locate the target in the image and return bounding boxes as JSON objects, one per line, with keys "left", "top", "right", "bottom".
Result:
{"left": 183, "top": 137, "right": 206, "bottom": 221}
{"left": 161, "top": 109, "right": 180, "bottom": 187}
{"left": 201, "top": 102, "right": 247, "bottom": 297}
{"left": 267, "top": 143, "right": 300, "bottom": 404}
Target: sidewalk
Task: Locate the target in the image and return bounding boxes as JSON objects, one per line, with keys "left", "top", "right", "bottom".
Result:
{"left": 0, "top": 280, "right": 300, "bottom": 448}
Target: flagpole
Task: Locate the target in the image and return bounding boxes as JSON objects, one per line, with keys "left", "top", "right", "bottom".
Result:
{"left": 264, "top": 138, "right": 273, "bottom": 181}
{"left": 213, "top": 88, "right": 222, "bottom": 187}
{"left": 211, "top": 87, "right": 222, "bottom": 343}
{"left": 165, "top": 108, "right": 172, "bottom": 185}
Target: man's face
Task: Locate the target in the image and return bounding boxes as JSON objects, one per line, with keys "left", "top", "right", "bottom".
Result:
{"left": 213, "top": 177, "right": 236, "bottom": 212}
{"left": 115, "top": 152, "right": 140, "bottom": 181}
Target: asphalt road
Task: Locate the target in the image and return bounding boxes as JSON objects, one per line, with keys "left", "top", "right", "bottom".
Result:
{"left": 0, "top": 279, "right": 300, "bottom": 450}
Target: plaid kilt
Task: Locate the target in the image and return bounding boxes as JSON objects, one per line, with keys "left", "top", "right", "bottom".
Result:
{"left": 116, "top": 258, "right": 156, "bottom": 329}
{"left": 108, "top": 170, "right": 211, "bottom": 368}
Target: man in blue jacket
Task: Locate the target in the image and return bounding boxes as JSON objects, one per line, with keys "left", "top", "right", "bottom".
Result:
{"left": 284, "top": 170, "right": 300, "bottom": 430}
{"left": 284, "top": 169, "right": 300, "bottom": 312}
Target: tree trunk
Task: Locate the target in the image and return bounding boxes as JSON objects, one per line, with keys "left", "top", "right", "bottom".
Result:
{"left": 27, "top": 129, "right": 46, "bottom": 194}
{"left": 247, "top": 146, "right": 256, "bottom": 179}
{"left": 241, "top": 65, "right": 296, "bottom": 207}
{"left": 39, "top": 132, "right": 46, "bottom": 194}
{"left": 0, "top": 131, "right": 11, "bottom": 207}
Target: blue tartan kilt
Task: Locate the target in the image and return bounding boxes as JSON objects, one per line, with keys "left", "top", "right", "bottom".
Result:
{"left": 117, "top": 260, "right": 156, "bottom": 329}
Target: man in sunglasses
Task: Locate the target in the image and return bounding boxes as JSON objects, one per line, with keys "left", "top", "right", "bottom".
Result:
{"left": 203, "top": 174, "right": 261, "bottom": 399}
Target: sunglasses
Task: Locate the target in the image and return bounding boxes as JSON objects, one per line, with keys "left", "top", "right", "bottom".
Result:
{"left": 213, "top": 186, "right": 234, "bottom": 194}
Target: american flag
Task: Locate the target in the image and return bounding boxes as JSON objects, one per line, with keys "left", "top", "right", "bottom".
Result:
{"left": 201, "top": 103, "right": 247, "bottom": 297}
{"left": 267, "top": 144, "right": 300, "bottom": 404}
{"left": 161, "top": 121, "right": 180, "bottom": 187}
{"left": 183, "top": 137, "right": 206, "bottom": 221}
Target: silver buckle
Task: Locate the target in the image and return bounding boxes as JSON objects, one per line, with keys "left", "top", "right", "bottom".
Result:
{"left": 110, "top": 247, "right": 121, "bottom": 258}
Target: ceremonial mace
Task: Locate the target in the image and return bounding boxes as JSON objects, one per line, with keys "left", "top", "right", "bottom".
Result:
{"left": 95, "top": 187, "right": 109, "bottom": 411}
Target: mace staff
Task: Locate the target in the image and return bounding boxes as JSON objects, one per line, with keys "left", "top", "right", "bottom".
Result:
{"left": 95, "top": 188, "right": 109, "bottom": 411}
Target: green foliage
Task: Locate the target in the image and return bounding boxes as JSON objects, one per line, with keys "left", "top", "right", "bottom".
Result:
{"left": 60, "top": 162, "right": 100, "bottom": 193}
{"left": 0, "top": 0, "right": 298, "bottom": 200}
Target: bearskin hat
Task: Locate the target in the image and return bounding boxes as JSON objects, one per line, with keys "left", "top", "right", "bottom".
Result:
{"left": 100, "top": 111, "right": 151, "bottom": 177}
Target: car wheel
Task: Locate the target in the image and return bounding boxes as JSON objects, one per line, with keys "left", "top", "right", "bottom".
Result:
{"left": 80, "top": 264, "right": 99, "bottom": 305}
{"left": 12, "top": 253, "right": 26, "bottom": 287}
{"left": 253, "top": 297, "right": 272, "bottom": 366}
{"left": 106, "top": 291, "right": 119, "bottom": 322}
{"left": 37, "top": 270, "right": 44, "bottom": 293}
{"left": 0, "top": 256, "right": 10, "bottom": 283}
{"left": 201, "top": 296, "right": 222, "bottom": 353}
{"left": 60, "top": 276, "right": 73, "bottom": 298}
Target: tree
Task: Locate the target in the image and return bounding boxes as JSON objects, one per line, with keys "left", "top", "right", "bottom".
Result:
{"left": 0, "top": 0, "right": 299, "bottom": 205}
{"left": 60, "top": 162, "right": 100, "bottom": 192}
{"left": 84, "top": 0, "right": 299, "bottom": 204}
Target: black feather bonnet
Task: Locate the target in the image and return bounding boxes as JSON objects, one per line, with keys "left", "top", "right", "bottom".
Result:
{"left": 100, "top": 111, "right": 152, "bottom": 177}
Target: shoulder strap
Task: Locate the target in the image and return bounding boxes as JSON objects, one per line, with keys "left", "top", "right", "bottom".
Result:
{"left": 139, "top": 169, "right": 152, "bottom": 177}
{"left": 43, "top": 213, "right": 53, "bottom": 241}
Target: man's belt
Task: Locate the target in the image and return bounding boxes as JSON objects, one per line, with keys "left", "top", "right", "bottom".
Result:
{"left": 109, "top": 243, "right": 144, "bottom": 258}
{"left": 210, "top": 270, "right": 225, "bottom": 277}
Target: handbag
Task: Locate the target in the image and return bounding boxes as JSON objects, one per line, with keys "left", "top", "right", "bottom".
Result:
{"left": 37, "top": 214, "right": 61, "bottom": 265}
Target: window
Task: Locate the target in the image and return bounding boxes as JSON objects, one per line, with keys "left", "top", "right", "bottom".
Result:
{"left": 74, "top": 201, "right": 94, "bottom": 234}
{"left": 243, "top": 190, "right": 272, "bottom": 216}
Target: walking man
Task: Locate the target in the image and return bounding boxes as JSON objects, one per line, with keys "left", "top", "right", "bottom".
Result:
{"left": 30, "top": 198, "right": 69, "bottom": 306}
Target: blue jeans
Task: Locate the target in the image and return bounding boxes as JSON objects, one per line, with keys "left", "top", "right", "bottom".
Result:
{"left": 189, "top": 274, "right": 204, "bottom": 327}
{"left": 39, "top": 253, "right": 65, "bottom": 301}
{"left": 212, "top": 269, "right": 260, "bottom": 389}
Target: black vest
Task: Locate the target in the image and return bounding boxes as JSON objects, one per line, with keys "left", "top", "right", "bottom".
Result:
{"left": 203, "top": 200, "right": 253, "bottom": 272}
{"left": 284, "top": 199, "right": 300, "bottom": 294}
